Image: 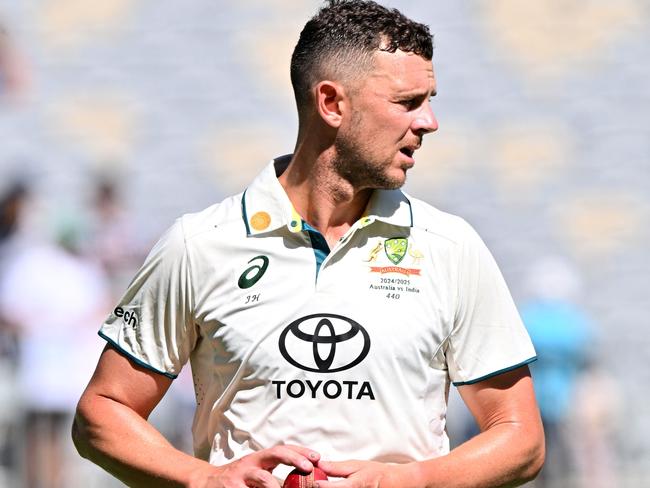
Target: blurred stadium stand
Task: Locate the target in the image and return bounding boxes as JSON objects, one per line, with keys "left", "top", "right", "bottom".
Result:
{"left": 1, "top": 0, "right": 649, "bottom": 486}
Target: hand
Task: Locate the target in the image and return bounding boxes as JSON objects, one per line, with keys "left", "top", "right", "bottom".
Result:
{"left": 317, "top": 460, "right": 417, "bottom": 488}
{"left": 188, "top": 445, "right": 321, "bottom": 488}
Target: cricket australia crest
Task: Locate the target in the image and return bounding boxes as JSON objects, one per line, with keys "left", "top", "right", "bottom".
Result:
{"left": 384, "top": 238, "right": 408, "bottom": 265}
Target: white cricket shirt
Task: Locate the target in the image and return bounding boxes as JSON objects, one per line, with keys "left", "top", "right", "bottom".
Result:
{"left": 100, "top": 156, "right": 536, "bottom": 473}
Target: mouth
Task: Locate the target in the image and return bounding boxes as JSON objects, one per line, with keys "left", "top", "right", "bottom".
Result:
{"left": 399, "top": 142, "right": 421, "bottom": 162}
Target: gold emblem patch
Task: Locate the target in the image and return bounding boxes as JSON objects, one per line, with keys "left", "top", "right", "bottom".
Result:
{"left": 250, "top": 211, "right": 271, "bottom": 231}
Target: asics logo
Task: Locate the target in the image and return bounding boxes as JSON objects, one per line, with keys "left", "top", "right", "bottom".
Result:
{"left": 238, "top": 255, "right": 269, "bottom": 289}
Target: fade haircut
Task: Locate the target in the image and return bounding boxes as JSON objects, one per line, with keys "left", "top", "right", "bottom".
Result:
{"left": 290, "top": 0, "right": 433, "bottom": 115}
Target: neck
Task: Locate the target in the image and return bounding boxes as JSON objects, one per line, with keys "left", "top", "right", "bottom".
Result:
{"left": 278, "top": 143, "right": 372, "bottom": 247}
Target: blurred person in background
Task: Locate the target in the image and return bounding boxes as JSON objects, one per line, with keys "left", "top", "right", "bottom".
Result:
{"left": 73, "top": 1, "right": 543, "bottom": 487}
{"left": 0, "top": 179, "right": 30, "bottom": 485}
{"left": 85, "top": 176, "right": 144, "bottom": 296}
{"left": 0, "top": 209, "right": 112, "bottom": 488}
{"left": 569, "top": 358, "right": 621, "bottom": 488}
{"left": 520, "top": 256, "right": 594, "bottom": 487}
{"left": 0, "top": 18, "right": 29, "bottom": 100}
{"left": 0, "top": 179, "right": 30, "bottom": 291}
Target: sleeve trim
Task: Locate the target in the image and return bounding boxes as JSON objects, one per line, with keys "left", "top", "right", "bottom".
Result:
{"left": 98, "top": 331, "right": 178, "bottom": 380}
{"left": 452, "top": 356, "right": 537, "bottom": 386}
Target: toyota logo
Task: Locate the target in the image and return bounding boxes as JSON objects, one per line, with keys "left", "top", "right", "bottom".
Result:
{"left": 278, "top": 313, "right": 371, "bottom": 373}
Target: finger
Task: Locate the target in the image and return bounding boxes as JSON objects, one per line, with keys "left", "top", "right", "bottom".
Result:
{"left": 317, "top": 480, "right": 353, "bottom": 488}
{"left": 254, "top": 446, "right": 317, "bottom": 472}
{"left": 282, "top": 445, "right": 321, "bottom": 463}
{"left": 244, "top": 468, "right": 281, "bottom": 488}
{"left": 317, "top": 460, "right": 362, "bottom": 478}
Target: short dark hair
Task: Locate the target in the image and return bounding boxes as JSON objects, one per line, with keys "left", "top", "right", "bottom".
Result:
{"left": 290, "top": 0, "right": 433, "bottom": 113}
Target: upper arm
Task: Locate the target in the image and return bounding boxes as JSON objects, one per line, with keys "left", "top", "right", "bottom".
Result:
{"left": 457, "top": 365, "right": 543, "bottom": 435}
{"left": 79, "top": 344, "right": 174, "bottom": 419}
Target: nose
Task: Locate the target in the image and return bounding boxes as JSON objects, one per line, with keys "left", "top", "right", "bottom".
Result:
{"left": 412, "top": 102, "right": 438, "bottom": 135}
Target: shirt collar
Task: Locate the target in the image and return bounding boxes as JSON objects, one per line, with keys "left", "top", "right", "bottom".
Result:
{"left": 360, "top": 187, "right": 413, "bottom": 229}
{"left": 241, "top": 155, "right": 413, "bottom": 236}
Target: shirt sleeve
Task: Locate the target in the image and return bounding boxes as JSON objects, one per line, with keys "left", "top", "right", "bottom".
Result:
{"left": 446, "top": 222, "right": 536, "bottom": 386}
{"left": 99, "top": 218, "right": 196, "bottom": 379}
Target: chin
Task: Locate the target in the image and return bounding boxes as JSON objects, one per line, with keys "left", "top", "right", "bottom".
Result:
{"left": 393, "top": 166, "right": 411, "bottom": 185}
{"left": 381, "top": 173, "right": 407, "bottom": 190}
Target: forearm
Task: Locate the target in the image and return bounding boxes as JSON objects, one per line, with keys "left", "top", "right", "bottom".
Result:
{"left": 72, "top": 394, "right": 217, "bottom": 487}
{"left": 411, "top": 422, "right": 544, "bottom": 488}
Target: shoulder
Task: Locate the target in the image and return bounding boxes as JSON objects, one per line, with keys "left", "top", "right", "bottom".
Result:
{"left": 175, "top": 192, "right": 246, "bottom": 243}
{"left": 144, "top": 193, "right": 246, "bottom": 264}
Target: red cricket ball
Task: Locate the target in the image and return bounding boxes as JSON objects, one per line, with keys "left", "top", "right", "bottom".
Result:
{"left": 282, "top": 467, "right": 328, "bottom": 488}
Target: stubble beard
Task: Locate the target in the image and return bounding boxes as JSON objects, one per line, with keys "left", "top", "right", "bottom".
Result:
{"left": 332, "top": 113, "right": 406, "bottom": 191}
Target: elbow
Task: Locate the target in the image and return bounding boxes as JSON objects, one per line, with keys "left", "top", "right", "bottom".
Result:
{"left": 71, "top": 399, "right": 94, "bottom": 461}
{"left": 519, "top": 426, "right": 546, "bottom": 483}
{"left": 522, "top": 447, "right": 545, "bottom": 483}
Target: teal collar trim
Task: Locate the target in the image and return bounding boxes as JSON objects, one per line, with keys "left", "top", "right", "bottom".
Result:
{"left": 302, "top": 221, "right": 330, "bottom": 279}
{"left": 241, "top": 189, "right": 251, "bottom": 235}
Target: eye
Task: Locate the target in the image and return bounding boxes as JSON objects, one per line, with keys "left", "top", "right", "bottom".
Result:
{"left": 399, "top": 98, "right": 420, "bottom": 110}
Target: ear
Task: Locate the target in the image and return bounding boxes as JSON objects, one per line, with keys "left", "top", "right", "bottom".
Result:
{"left": 314, "top": 80, "right": 345, "bottom": 128}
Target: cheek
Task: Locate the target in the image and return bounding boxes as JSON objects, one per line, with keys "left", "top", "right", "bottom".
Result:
{"left": 379, "top": 110, "right": 411, "bottom": 136}
{"left": 348, "top": 106, "right": 408, "bottom": 149}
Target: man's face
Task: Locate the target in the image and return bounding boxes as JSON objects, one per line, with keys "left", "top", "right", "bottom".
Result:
{"left": 333, "top": 49, "right": 438, "bottom": 190}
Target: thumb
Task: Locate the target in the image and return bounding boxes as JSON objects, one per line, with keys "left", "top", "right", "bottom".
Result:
{"left": 317, "top": 460, "right": 362, "bottom": 478}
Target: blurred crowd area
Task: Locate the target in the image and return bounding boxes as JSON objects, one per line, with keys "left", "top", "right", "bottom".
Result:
{"left": 1, "top": 1, "right": 649, "bottom": 487}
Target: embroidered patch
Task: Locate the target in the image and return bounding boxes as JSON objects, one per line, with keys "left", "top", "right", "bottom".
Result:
{"left": 384, "top": 237, "right": 408, "bottom": 265}
{"left": 250, "top": 211, "right": 271, "bottom": 231}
